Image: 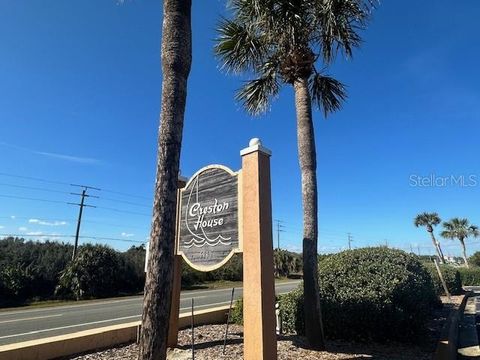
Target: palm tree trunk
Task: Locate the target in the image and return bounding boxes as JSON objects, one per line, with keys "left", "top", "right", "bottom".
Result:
{"left": 459, "top": 238, "right": 469, "bottom": 268}
{"left": 293, "top": 76, "right": 325, "bottom": 350}
{"left": 435, "top": 235, "right": 446, "bottom": 264}
{"left": 138, "top": 1, "right": 192, "bottom": 359}
{"left": 429, "top": 231, "right": 446, "bottom": 264}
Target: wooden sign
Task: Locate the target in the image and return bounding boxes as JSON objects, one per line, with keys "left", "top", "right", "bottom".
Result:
{"left": 177, "top": 165, "right": 241, "bottom": 271}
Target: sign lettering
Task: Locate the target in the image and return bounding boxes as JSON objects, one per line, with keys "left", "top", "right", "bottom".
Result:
{"left": 177, "top": 165, "right": 240, "bottom": 271}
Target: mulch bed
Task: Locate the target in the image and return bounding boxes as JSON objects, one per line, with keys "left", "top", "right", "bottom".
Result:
{"left": 68, "top": 295, "right": 463, "bottom": 360}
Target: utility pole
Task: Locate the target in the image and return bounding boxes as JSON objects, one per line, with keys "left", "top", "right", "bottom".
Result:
{"left": 347, "top": 233, "right": 353, "bottom": 250}
{"left": 410, "top": 244, "right": 413, "bottom": 254}
{"left": 384, "top": 239, "right": 388, "bottom": 247}
{"left": 68, "top": 184, "right": 99, "bottom": 260}
{"left": 274, "top": 219, "right": 285, "bottom": 250}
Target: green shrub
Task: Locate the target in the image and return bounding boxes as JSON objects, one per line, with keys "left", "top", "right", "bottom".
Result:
{"left": 0, "top": 263, "right": 34, "bottom": 305}
{"left": 55, "top": 244, "right": 121, "bottom": 300}
{"left": 181, "top": 263, "right": 207, "bottom": 287}
{"left": 424, "top": 263, "right": 463, "bottom": 295}
{"left": 458, "top": 267, "right": 480, "bottom": 286}
{"left": 0, "top": 237, "right": 72, "bottom": 304}
{"left": 469, "top": 252, "right": 480, "bottom": 267}
{"left": 318, "top": 247, "right": 438, "bottom": 342}
{"left": 278, "top": 287, "right": 304, "bottom": 334}
{"left": 231, "top": 297, "right": 243, "bottom": 325}
{"left": 208, "top": 254, "right": 243, "bottom": 282}
{"left": 118, "top": 245, "right": 146, "bottom": 294}
{"left": 230, "top": 290, "right": 304, "bottom": 334}
{"left": 274, "top": 250, "right": 302, "bottom": 277}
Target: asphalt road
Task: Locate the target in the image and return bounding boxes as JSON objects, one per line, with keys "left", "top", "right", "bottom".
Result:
{"left": 0, "top": 280, "right": 301, "bottom": 346}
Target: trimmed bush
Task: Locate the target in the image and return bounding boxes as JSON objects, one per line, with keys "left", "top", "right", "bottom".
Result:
{"left": 318, "top": 247, "right": 438, "bottom": 342}
{"left": 458, "top": 267, "right": 480, "bottom": 286}
{"left": 424, "top": 263, "right": 463, "bottom": 295}
{"left": 469, "top": 252, "right": 480, "bottom": 267}
{"left": 230, "top": 289, "right": 304, "bottom": 334}
{"left": 231, "top": 297, "right": 243, "bottom": 325}
{"left": 229, "top": 248, "right": 438, "bottom": 343}
{"left": 278, "top": 287, "right": 304, "bottom": 334}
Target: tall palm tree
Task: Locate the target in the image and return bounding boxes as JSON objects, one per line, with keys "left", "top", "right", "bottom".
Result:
{"left": 214, "top": 0, "right": 374, "bottom": 349}
{"left": 441, "top": 218, "right": 479, "bottom": 268}
{"left": 138, "top": 1, "right": 192, "bottom": 359}
{"left": 414, "top": 212, "right": 445, "bottom": 263}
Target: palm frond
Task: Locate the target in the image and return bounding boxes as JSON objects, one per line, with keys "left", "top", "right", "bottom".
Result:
{"left": 309, "top": 73, "right": 347, "bottom": 117}
{"left": 235, "top": 66, "right": 280, "bottom": 115}
{"left": 441, "top": 218, "right": 479, "bottom": 241}
{"left": 440, "top": 230, "right": 456, "bottom": 240}
{"left": 469, "top": 225, "right": 480, "bottom": 238}
{"left": 229, "top": 0, "right": 274, "bottom": 20}
{"left": 215, "top": 18, "right": 266, "bottom": 74}
{"left": 414, "top": 212, "right": 441, "bottom": 227}
{"left": 316, "top": 0, "right": 374, "bottom": 63}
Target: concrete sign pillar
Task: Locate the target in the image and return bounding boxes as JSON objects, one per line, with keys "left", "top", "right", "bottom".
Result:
{"left": 166, "top": 140, "right": 277, "bottom": 358}
{"left": 241, "top": 138, "right": 277, "bottom": 360}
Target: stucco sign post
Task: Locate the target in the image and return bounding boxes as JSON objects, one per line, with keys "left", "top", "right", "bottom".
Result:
{"left": 167, "top": 139, "right": 277, "bottom": 360}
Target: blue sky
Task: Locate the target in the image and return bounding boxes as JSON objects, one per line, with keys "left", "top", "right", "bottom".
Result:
{"left": 0, "top": 0, "right": 479, "bottom": 256}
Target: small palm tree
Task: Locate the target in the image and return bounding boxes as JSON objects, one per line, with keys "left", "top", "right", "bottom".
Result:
{"left": 441, "top": 218, "right": 479, "bottom": 268}
{"left": 215, "top": 0, "right": 375, "bottom": 349}
{"left": 414, "top": 212, "right": 445, "bottom": 263}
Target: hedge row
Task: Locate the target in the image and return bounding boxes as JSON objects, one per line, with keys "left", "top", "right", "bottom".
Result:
{"left": 233, "top": 247, "right": 439, "bottom": 343}
{"left": 423, "top": 263, "right": 463, "bottom": 295}
{"left": 458, "top": 267, "right": 480, "bottom": 286}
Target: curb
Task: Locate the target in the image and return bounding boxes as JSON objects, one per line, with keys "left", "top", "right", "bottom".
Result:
{"left": 433, "top": 293, "right": 471, "bottom": 360}
{"left": 0, "top": 305, "right": 230, "bottom": 360}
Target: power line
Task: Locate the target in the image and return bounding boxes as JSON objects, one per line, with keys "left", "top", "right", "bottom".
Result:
{"left": 95, "top": 206, "right": 150, "bottom": 217}
{"left": 82, "top": 219, "right": 148, "bottom": 230}
{"left": 0, "top": 171, "right": 150, "bottom": 202}
{"left": 0, "top": 194, "right": 67, "bottom": 205}
{"left": 0, "top": 193, "right": 149, "bottom": 217}
{"left": 0, "top": 233, "right": 146, "bottom": 244}
{"left": 274, "top": 219, "right": 286, "bottom": 250}
{"left": 101, "top": 188, "right": 150, "bottom": 201}
{"left": 81, "top": 235, "right": 146, "bottom": 244}
{"left": 348, "top": 233, "right": 353, "bottom": 250}
{"left": 0, "top": 182, "right": 70, "bottom": 195}
{"left": 96, "top": 196, "right": 150, "bottom": 208}
{"left": 70, "top": 183, "right": 101, "bottom": 191}
{"left": 0, "top": 172, "right": 71, "bottom": 186}
{"left": 0, "top": 216, "right": 147, "bottom": 230}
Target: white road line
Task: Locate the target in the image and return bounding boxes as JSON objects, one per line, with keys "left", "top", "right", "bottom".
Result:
{"left": 0, "top": 281, "right": 300, "bottom": 318}
{"left": 0, "top": 315, "right": 140, "bottom": 340}
{"left": 0, "top": 314, "right": 63, "bottom": 325}
{"left": 0, "top": 297, "right": 142, "bottom": 317}
{"left": 0, "top": 284, "right": 300, "bottom": 341}
{"left": 180, "top": 301, "right": 230, "bottom": 311}
{"left": 1, "top": 302, "right": 232, "bottom": 340}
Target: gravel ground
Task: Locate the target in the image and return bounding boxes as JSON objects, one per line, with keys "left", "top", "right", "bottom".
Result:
{"left": 68, "top": 295, "right": 463, "bottom": 360}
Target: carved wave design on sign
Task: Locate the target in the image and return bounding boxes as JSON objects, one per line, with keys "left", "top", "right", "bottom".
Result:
{"left": 183, "top": 175, "right": 232, "bottom": 249}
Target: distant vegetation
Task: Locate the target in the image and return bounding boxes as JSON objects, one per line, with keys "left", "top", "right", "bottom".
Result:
{"left": 0, "top": 237, "right": 303, "bottom": 307}
{"left": 0, "top": 238, "right": 145, "bottom": 307}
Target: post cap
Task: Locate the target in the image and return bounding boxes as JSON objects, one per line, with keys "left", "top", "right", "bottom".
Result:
{"left": 240, "top": 138, "right": 272, "bottom": 157}
{"left": 249, "top": 138, "right": 261, "bottom": 147}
